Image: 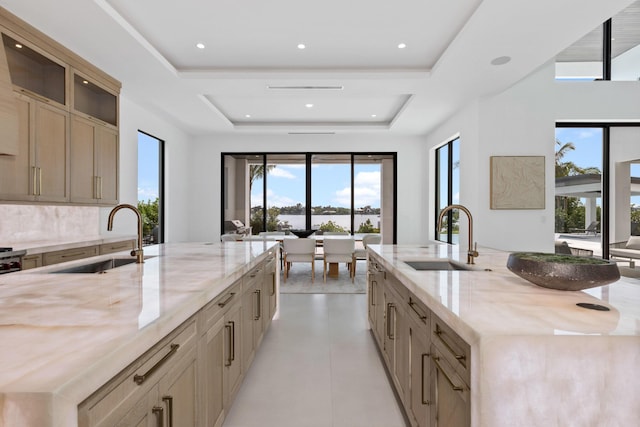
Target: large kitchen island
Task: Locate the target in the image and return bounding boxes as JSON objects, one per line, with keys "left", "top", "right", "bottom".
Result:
{"left": 366, "top": 244, "right": 640, "bottom": 427}
{"left": 0, "top": 241, "right": 279, "bottom": 427}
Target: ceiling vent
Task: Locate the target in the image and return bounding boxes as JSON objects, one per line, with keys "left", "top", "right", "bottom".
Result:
{"left": 288, "top": 132, "right": 336, "bottom": 135}
{"left": 267, "top": 86, "right": 344, "bottom": 90}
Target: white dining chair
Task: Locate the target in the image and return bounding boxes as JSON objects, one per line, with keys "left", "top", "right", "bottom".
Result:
{"left": 355, "top": 234, "right": 381, "bottom": 261}
{"left": 282, "top": 238, "right": 316, "bottom": 282}
{"left": 323, "top": 238, "right": 355, "bottom": 282}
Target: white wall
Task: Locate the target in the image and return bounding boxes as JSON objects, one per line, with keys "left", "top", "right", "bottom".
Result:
{"left": 186, "top": 134, "right": 424, "bottom": 244}
{"left": 105, "top": 94, "right": 192, "bottom": 242}
{"left": 424, "top": 59, "right": 640, "bottom": 252}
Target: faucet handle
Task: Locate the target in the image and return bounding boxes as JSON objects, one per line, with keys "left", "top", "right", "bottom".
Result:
{"left": 470, "top": 242, "right": 479, "bottom": 257}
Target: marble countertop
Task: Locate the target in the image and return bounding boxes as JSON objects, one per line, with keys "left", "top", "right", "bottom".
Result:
{"left": 368, "top": 243, "right": 640, "bottom": 426}
{"left": 0, "top": 241, "right": 277, "bottom": 426}
{"left": 7, "top": 234, "right": 138, "bottom": 255}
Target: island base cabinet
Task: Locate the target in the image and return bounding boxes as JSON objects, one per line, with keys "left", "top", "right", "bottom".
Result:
{"left": 408, "top": 326, "right": 431, "bottom": 427}
{"left": 430, "top": 346, "right": 470, "bottom": 427}
{"left": 78, "top": 319, "right": 197, "bottom": 427}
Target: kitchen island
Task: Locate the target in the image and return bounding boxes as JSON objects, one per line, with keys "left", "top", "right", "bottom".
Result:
{"left": 0, "top": 241, "right": 279, "bottom": 427}
{"left": 367, "top": 244, "right": 640, "bottom": 427}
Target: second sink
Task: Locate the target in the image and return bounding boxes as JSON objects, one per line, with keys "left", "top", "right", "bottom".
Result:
{"left": 50, "top": 257, "right": 152, "bottom": 274}
{"left": 405, "top": 260, "right": 475, "bottom": 271}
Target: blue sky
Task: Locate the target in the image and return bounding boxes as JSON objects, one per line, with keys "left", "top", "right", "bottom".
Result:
{"left": 137, "top": 132, "right": 160, "bottom": 202}
{"left": 252, "top": 163, "right": 381, "bottom": 208}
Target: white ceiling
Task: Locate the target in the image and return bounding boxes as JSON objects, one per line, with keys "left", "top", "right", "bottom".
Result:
{"left": 0, "top": 0, "right": 635, "bottom": 137}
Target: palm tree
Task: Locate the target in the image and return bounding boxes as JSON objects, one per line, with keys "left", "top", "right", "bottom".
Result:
{"left": 249, "top": 164, "right": 276, "bottom": 190}
{"left": 555, "top": 139, "right": 600, "bottom": 177}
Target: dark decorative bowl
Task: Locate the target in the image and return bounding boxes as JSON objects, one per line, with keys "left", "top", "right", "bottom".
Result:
{"left": 507, "top": 252, "right": 620, "bottom": 291}
{"left": 290, "top": 229, "right": 317, "bottom": 238}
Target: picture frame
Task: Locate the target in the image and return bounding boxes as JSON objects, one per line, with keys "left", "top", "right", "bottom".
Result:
{"left": 490, "top": 156, "right": 545, "bottom": 209}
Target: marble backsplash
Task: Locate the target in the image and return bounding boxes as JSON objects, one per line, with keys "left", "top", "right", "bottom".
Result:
{"left": 0, "top": 204, "right": 99, "bottom": 245}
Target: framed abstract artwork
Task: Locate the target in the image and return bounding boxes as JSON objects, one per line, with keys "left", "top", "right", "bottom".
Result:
{"left": 490, "top": 156, "right": 545, "bottom": 209}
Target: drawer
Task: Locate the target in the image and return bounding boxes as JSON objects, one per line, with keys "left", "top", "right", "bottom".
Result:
{"left": 431, "top": 314, "right": 470, "bottom": 384}
{"left": 243, "top": 261, "right": 264, "bottom": 293}
{"left": 203, "top": 280, "right": 241, "bottom": 331}
{"left": 21, "top": 254, "right": 42, "bottom": 270}
{"left": 385, "top": 272, "right": 408, "bottom": 302}
{"left": 99, "top": 240, "right": 135, "bottom": 255}
{"left": 78, "top": 318, "right": 197, "bottom": 427}
{"left": 407, "top": 294, "right": 430, "bottom": 327}
{"left": 43, "top": 245, "right": 98, "bottom": 265}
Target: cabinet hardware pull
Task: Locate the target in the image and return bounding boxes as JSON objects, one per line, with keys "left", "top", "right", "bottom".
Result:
{"left": 38, "top": 167, "right": 42, "bottom": 195}
{"left": 421, "top": 353, "right": 431, "bottom": 405}
{"left": 61, "top": 251, "right": 87, "bottom": 258}
{"left": 225, "top": 321, "right": 235, "bottom": 366}
{"left": 409, "top": 298, "right": 428, "bottom": 323}
{"left": 271, "top": 272, "right": 276, "bottom": 295}
{"left": 432, "top": 355, "right": 464, "bottom": 391}
{"left": 370, "top": 281, "right": 376, "bottom": 306}
{"left": 254, "top": 289, "right": 261, "bottom": 320}
{"left": 98, "top": 176, "right": 102, "bottom": 199}
{"left": 434, "top": 325, "right": 466, "bottom": 360}
{"left": 134, "top": 343, "right": 179, "bottom": 385}
{"left": 32, "top": 167, "right": 37, "bottom": 195}
{"left": 19, "top": 88, "right": 50, "bottom": 103}
{"left": 386, "top": 303, "right": 395, "bottom": 340}
{"left": 152, "top": 406, "right": 164, "bottom": 427}
{"left": 162, "top": 396, "right": 173, "bottom": 427}
{"left": 218, "top": 292, "right": 236, "bottom": 307}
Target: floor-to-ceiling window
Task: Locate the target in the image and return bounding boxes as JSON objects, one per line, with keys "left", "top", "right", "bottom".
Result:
{"left": 556, "top": 1, "right": 640, "bottom": 81}
{"left": 222, "top": 153, "right": 396, "bottom": 242}
{"left": 435, "top": 137, "right": 460, "bottom": 244}
{"left": 137, "top": 131, "right": 164, "bottom": 245}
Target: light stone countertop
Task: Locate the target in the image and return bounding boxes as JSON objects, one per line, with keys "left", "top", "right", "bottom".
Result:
{"left": 368, "top": 243, "right": 640, "bottom": 426}
{"left": 0, "top": 241, "right": 278, "bottom": 427}
{"left": 6, "top": 234, "right": 137, "bottom": 255}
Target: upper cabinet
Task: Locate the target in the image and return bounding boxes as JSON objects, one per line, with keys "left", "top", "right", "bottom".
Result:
{"left": 0, "top": 6, "right": 120, "bottom": 204}
{"left": 2, "top": 32, "right": 66, "bottom": 106}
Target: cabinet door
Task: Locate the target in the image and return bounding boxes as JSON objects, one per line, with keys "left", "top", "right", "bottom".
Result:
{"left": 409, "top": 325, "right": 431, "bottom": 427}
{"left": 204, "top": 316, "right": 225, "bottom": 427}
{"left": 393, "top": 303, "right": 408, "bottom": 401}
{"left": 96, "top": 125, "right": 118, "bottom": 204}
{"left": 224, "top": 303, "right": 242, "bottom": 408}
{"left": 70, "top": 114, "right": 96, "bottom": 203}
{"left": 158, "top": 343, "right": 198, "bottom": 427}
{"left": 430, "top": 347, "right": 470, "bottom": 427}
{"left": 241, "top": 281, "right": 257, "bottom": 371}
{"left": 0, "top": 93, "right": 32, "bottom": 200}
{"left": 111, "top": 390, "right": 155, "bottom": 427}
{"left": 35, "top": 102, "right": 68, "bottom": 202}
{"left": 0, "top": 39, "right": 18, "bottom": 155}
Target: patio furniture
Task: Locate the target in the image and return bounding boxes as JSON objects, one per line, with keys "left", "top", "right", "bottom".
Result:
{"left": 221, "top": 234, "right": 240, "bottom": 242}
{"left": 323, "top": 238, "right": 355, "bottom": 282}
{"left": 555, "top": 240, "right": 593, "bottom": 257}
{"left": 569, "top": 221, "right": 600, "bottom": 236}
{"left": 610, "top": 236, "right": 640, "bottom": 268}
{"left": 283, "top": 238, "right": 317, "bottom": 282}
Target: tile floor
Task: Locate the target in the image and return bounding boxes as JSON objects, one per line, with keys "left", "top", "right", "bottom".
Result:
{"left": 222, "top": 294, "right": 407, "bottom": 427}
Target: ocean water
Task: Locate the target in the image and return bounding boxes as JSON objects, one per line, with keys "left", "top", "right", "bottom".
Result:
{"left": 278, "top": 214, "right": 379, "bottom": 231}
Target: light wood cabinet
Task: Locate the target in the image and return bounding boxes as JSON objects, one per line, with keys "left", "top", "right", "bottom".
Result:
{"left": 70, "top": 114, "right": 118, "bottom": 205}
{"left": 21, "top": 253, "right": 42, "bottom": 270}
{"left": 0, "top": 93, "right": 69, "bottom": 202}
{"left": 368, "top": 255, "right": 471, "bottom": 427}
{"left": 263, "top": 251, "right": 277, "bottom": 330}
{"left": 78, "top": 319, "right": 197, "bottom": 427}
{"left": 42, "top": 245, "right": 98, "bottom": 266}
{"left": 0, "top": 8, "right": 120, "bottom": 205}
{"left": 99, "top": 240, "right": 135, "bottom": 255}
{"left": 241, "top": 262, "right": 263, "bottom": 370}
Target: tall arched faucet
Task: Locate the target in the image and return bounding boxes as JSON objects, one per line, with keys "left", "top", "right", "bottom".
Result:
{"left": 437, "top": 204, "right": 479, "bottom": 264}
{"left": 107, "top": 204, "right": 145, "bottom": 263}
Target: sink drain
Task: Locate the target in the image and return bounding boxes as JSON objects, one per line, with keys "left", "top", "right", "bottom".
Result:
{"left": 576, "top": 302, "right": 610, "bottom": 311}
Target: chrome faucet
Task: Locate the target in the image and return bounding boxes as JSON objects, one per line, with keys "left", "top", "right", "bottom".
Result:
{"left": 107, "top": 204, "right": 145, "bottom": 263}
{"left": 437, "top": 204, "right": 479, "bottom": 264}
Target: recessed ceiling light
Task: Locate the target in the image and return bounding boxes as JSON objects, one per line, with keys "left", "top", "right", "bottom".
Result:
{"left": 15, "top": 43, "right": 22, "bottom": 49}
{"left": 398, "top": 43, "right": 407, "bottom": 49}
{"left": 82, "top": 80, "right": 89, "bottom": 85}
{"left": 371, "top": 114, "right": 377, "bottom": 118}
{"left": 196, "top": 43, "right": 205, "bottom": 49}
{"left": 305, "top": 103, "right": 314, "bottom": 108}
{"left": 297, "top": 43, "right": 306, "bottom": 49}
{"left": 245, "top": 114, "right": 251, "bottom": 118}
{"left": 490, "top": 56, "right": 511, "bottom": 66}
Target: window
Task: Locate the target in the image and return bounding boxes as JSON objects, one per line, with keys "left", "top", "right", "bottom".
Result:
{"left": 222, "top": 153, "right": 395, "bottom": 243}
{"left": 556, "top": 0, "right": 640, "bottom": 81}
{"left": 137, "top": 131, "right": 164, "bottom": 245}
{"left": 435, "top": 137, "right": 460, "bottom": 244}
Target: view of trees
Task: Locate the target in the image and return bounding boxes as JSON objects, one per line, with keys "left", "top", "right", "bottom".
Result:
{"left": 137, "top": 198, "right": 159, "bottom": 244}
{"left": 554, "top": 139, "right": 601, "bottom": 233}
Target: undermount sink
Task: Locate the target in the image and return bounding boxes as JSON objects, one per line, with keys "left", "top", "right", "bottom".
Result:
{"left": 405, "top": 260, "right": 481, "bottom": 271}
{"left": 50, "top": 257, "right": 154, "bottom": 274}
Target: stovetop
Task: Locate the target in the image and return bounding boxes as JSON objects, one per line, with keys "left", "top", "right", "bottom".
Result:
{"left": 0, "top": 247, "right": 13, "bottom": 252}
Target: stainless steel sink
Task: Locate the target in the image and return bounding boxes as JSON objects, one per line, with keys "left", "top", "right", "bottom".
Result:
{"left": 50, "top": 257, "right": 153, "bottom": 274}
{"left": 405, "top": 260, "right": 480, "bottom": 271}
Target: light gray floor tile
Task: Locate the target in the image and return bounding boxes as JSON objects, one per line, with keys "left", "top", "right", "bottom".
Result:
{"left": 222, "top": 294, "right": 407, "bottom": 427}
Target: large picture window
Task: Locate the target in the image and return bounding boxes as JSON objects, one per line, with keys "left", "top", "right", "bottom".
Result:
{"left": 137, "top": 131, "right": 164, "bottom": 245}
{"left": 222, "top": 153, "right": 396, "bottom": 243}
{"left": 435, "top": 137, "right": 460, "bottom": 244}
